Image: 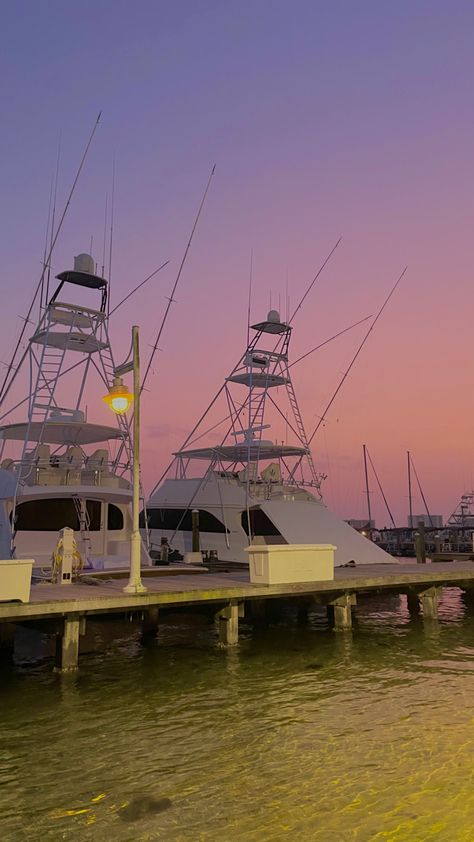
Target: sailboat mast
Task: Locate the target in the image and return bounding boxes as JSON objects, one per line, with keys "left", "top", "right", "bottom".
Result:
{"left": 363, "top": 444, "right": 372, "bottom": 538}
{"left": 407, "top": 450, "right": 413, "bottom": 527}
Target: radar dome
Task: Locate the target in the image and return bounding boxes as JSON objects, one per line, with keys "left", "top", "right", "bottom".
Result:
{"left": 74, "top": 253, "right": 95, "bottom": 274}
{"left": 267, "top": 309, "right": 280, "bottom": 323}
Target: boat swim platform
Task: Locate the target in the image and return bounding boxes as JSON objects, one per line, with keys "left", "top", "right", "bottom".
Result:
{"left": 2, "top": 561, "right": 474, "bottom": 671}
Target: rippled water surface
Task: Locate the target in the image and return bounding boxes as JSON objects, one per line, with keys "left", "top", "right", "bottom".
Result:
{"left": 2, "top": 590, "right": 474, "bottom": 841}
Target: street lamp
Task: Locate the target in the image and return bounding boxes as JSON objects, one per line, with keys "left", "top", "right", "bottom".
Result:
{"left": 103, "top": 324, "right": 147, "bottom": 594}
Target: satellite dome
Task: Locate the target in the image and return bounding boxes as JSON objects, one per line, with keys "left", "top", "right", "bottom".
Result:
{"left": 267, "top": 309, "right": 280, "bottom": 323}
{"left": 74, "top": 253, "right": 95, "bottom": 274}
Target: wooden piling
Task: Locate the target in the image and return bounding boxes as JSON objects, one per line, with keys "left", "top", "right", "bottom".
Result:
{"left": 142, "top": 606, "right": 160, "bottom": 640}
{"left": 419, "top": 587, "right": 439, "bottom": 620}
{"left": 296, "top": 603, "right": 309, "bottom": 624}
{"left": 55, "top": 615, "right": 81, "bottom": 672}
{"left": 415, "top": 521, "right": 427, "bottom": 564}
{"left": 322, "top": 594, "right": 356, "bottom": 631}
{"left": 406, "top": 590, "right": 421, "bottom": 616}
{"left": 0, "top": 623, "right": 15, "bottom": 661}
{"left": 216, "top": 602, "right": 241, "bottom": 646}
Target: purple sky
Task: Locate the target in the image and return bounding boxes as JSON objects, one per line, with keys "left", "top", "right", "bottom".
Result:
{"left": 2, "top": 1, "right": 474, "bottom": 526}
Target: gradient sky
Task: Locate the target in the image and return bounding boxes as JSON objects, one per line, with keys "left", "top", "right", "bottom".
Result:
{"left": 2, "top": 1, "right": 474, "bottom": 526}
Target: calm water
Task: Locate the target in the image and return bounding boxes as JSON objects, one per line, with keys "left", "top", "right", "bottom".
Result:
{"left": 2, "top": 591, "right": 474, "bottom": 841}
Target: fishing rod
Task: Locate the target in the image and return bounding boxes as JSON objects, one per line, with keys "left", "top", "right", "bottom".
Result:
{"left": 109, "top": 260, "right": 170, "bottom": 316}
{"left": 141, "top": 164, "right": 216, "bottom": 393}
{"left": 0, "top": 112, "right": 102, "bottom": 404}
{"left": 288, "top": 314, "right": 373, "bottom": 369}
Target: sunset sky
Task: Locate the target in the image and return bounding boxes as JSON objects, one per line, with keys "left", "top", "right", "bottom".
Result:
{"left": 2, "top": 1, "right": 474, "bottom": 526}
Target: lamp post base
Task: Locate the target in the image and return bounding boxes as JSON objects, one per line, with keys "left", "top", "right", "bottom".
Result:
{"left": 123, "top": 581, "right": 148, "bottom": 595}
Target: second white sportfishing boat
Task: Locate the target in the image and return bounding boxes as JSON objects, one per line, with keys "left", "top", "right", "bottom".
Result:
{"left": 145, "top": 309, "right": 393, "bottom": 567}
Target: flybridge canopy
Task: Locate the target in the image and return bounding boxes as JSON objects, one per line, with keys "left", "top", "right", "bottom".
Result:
{"left": 175, "top": 443, "right": 308, "bottom": 462}
{"left": 55, "top": 269, "right": 107, "bottom": 290}
{"left": 50, "top": 254, "right": 108, "bottom": 312}
{"left": 251, "top": 311, "right": 289, "bottom": 335}
{"left": 0, "top": 421, "right": 125, "bottom": 446}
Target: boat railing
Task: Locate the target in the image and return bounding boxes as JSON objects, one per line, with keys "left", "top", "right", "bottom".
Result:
{"left": 1, "top": 451, "right": 131, "bottom": 489}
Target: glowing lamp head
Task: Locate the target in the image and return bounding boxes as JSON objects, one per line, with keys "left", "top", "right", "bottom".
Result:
{"left": 103, "top": 377, "right": 133, "bottom": 414}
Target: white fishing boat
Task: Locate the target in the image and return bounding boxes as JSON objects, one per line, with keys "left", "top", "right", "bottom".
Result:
{"left": 145, "top": 309, "right": 393, "bottom": 567}
{"left": 0, "top": 253, "right": 152, "bottom": 571}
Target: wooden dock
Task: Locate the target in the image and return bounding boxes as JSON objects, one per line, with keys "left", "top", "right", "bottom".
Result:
{"left": 2, "top": 561, "right": 474, "bottom": 671}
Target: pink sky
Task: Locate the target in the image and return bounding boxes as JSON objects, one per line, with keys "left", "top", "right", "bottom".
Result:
{"left": 1, "top": 1, "right": 474, "bottom": 526}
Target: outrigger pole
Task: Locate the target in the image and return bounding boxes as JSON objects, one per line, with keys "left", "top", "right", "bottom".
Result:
{"left": 307, "top": 266, "right": 408, "bottom": 447}
{"left": 141, "top": 164, "right": 216, "bottom": 393}
{"left": 0, "top": 112, "right": 102, "bottom": 405}
{"left": 287, "top": 266, "right": 407, "bottom": 485}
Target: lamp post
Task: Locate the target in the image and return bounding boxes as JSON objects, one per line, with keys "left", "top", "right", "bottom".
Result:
{"left": 103, "top": 324, "right": 147, "bottom": 594}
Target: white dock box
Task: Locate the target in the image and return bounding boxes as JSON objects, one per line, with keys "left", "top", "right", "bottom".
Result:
{"left": 0, "top": 559, "right": 34, "bottom": 602}
{"left": 245, "top": 543, "right": 335, "bottom": 585}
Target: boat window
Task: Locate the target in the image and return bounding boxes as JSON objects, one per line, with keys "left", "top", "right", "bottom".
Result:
{"left": 107, "top": 504, "right": 124, "bottom": 531}
{"left": 144, "top": 508, "right": 228, "bottom": 533}
{"left": 13, "top": 498, "right": 101, "bottom": 532}
{"left": 241, "top": 508, "right": 283, "bottom": 537}
{"left": 86, "top": 500, "right": 101, "bottom": 531}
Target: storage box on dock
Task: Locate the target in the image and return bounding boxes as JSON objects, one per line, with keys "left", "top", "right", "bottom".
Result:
{"left": 245, "top": 543, "right": 335, "bottom": 585}
{"left": 0, "top": 559, "right": 34, "bottom": 603}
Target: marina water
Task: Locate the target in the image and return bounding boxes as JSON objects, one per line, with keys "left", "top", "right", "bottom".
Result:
{"left": 2, "top": 590, "right": 474, "bottom": 841}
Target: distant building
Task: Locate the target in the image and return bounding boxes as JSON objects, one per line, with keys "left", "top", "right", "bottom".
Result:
{"left": 346, "top": 518, "right": 375, "bottom": 532}
{"left": 408, "top": 514, "right": 443, "bottom": 528}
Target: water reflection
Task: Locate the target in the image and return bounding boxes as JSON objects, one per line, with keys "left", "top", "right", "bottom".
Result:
{"left": 2, "top": 591, "right": 474, "bottom": 839}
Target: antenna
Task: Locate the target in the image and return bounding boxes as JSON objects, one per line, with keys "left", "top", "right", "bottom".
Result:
{"left": 108, "top": 154, "right": 115, "bottom": 316}
{"left": 246, "top": 249, "right": 253, "bottom": 347}
{"left": 141, "top": 164, "right": 216, "bottom": 393}
{"left": 44, "top": 131, "right": 62, "bottom": 307}
{"left": 101, "top": 192, "right": 108, "bottom": 278}
{"left": 40, "top": 174, "right": 54, "bottom": 313}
